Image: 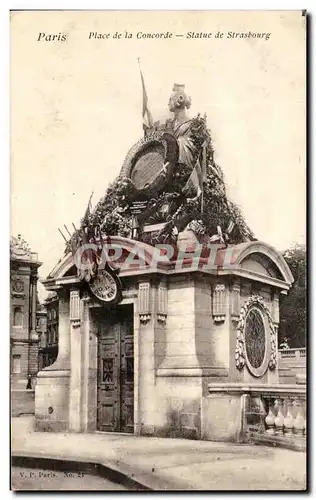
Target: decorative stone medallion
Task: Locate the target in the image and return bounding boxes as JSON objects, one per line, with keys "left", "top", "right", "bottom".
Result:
{"left": 235, "top": 295, "right": 277, "bottom": 376}
{"left": 120, "top": 132, "right": 179, "bottom": 197}
{"left": 12, "top": 279, "right": 24, "bottom": 293}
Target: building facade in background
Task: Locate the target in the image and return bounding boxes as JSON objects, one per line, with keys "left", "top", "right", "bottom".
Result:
{"left": 37, "top": 292, "right": 59, "bottom": 371}
{"left": 10, "top": 235, "right": 41, "bottom": 391}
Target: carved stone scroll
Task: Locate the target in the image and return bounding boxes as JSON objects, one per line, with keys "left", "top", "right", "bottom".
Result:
{"left": 212, "top": 284, "right": 227, "bottom": 322}
{"left": 70, "top": 289, "right": 81, "bottom": 329}
{"left": 157, "top": 281, "right": 168, "bottom": 323}
{"left": 138, "top": 281, "right": 151, "bottom": 324}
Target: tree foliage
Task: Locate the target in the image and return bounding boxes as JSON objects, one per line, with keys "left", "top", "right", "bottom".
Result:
{"left": 279, "top": 244, "right": 306, "bottom": 348}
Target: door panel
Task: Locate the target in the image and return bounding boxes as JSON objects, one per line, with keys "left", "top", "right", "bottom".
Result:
{"left": 120, "top": 331, "right": 134, "bottom": 433}
{"left": 97, "top": 305, "right": 134, "bottom": 433}
{"left": 97, "top": 323, "right": 120, "bottom": 431}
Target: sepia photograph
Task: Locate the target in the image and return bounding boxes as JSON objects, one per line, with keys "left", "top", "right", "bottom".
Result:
{"left": 10, "top": 9, "right": 306, "bottom": 491}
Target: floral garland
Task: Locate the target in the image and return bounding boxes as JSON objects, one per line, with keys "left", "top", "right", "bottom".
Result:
{"left": 186, "top": 219, "right": 206, "bottom": 236}
{"left": 235, "top": 295, "right": 277, "bottom": 372}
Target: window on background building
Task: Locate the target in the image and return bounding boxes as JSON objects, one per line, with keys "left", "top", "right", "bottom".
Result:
{"left": 12, "top": 354, "right": 21, "bottom": 374}
{"left": 47, "top": 326, "right": 51, "bottom": 344}
{"left": 13, "top": 307, "right": 23, "bottom": 326}
{"left": 51, "top": 326, "right": 56, "bottom": 344}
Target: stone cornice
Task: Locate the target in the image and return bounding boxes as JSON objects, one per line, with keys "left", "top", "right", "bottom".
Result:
{"left": 42, "top": 239, "right": 292, "bottom": 293}
{"left": 207, "top": 382, "right": 306, "bottom": 396}
{"left": 42, "top": 265, "right": 290, "bottom": 292}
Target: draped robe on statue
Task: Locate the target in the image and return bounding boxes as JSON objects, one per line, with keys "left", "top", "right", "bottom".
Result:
{"left": 161, "top": 118, "right": 197, "bottom": 171}
{"left": 173, "top": 120, "right": 196, "bottom": 169}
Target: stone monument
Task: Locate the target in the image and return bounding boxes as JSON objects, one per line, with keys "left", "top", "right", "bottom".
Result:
{"left": 35, "top": 85, "right": 294, "bottom": 442}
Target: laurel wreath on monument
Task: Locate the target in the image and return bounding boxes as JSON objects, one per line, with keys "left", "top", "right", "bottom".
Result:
{"left": 235, "top": 295, "right": 277, "bottom": 372}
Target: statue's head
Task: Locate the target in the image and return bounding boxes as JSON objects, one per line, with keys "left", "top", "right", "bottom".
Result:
{"left": 168, "top": 84, "right": 191, "bottom": 112}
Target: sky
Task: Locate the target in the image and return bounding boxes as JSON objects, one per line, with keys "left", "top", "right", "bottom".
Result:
{"left": 10, "top": 10, "right": 306, "bottom": 300}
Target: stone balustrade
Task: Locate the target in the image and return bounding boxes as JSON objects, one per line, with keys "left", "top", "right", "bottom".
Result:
{"left": 204, "top": 383, "right": 306, "bottom": 450}
{"left": 278, "top": 347, "right": 306, "bottom": 362}
{"left": 278, "top": 348, "right": 306, "bottom": 385}
{"left": 244, "top": 385, "right": 306, "bottom": 450}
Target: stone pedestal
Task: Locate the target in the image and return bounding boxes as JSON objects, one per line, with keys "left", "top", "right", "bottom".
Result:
{"left": 201, "top": 391, "right": 247, "bottom": 442}
{"left": 35, "top": 291, "right": 71, "bottom": 431}
{"left": 36, "top": 238, "right": 294, "bottom": 442}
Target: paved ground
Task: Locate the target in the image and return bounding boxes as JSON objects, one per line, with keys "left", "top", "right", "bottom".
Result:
{"left": 11, "top": 417, "right": 307, "bottom": 491}
{"left": 11, "top": 467, "right": 127, "bottom": 491}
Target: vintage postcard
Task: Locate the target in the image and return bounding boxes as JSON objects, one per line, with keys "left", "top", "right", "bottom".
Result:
{"left": 10, "top": 10, "right": 306, "bottom": 491}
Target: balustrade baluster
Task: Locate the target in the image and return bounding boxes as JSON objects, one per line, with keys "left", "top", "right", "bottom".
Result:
{"left": 245, "top": 390, "right": 305, "bottom": 448}
{"left": 259, "top": 398, "right": 266, "bottom": 433}
{"left": 283, "top": 398, "right": 294, "bottom": 434}
{"left": 265, "top": 399, "right": 276, "bottom": 434}
{"left": 274, "top": 398, "right": 285, "bottom": 435}
{"left": 293, "top": 399, "right": 305, "bottom": 436}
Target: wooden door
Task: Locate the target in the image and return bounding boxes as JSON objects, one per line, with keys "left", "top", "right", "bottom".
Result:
{"left": 120, "top": 313, "right": 134, "bottom": 433}
{"left": 97, "top": 305, "right": 134, "bottom": 433}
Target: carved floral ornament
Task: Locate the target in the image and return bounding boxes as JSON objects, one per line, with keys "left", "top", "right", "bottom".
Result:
{"left": 235, "top": 295, "right": 277, "bottom": 373}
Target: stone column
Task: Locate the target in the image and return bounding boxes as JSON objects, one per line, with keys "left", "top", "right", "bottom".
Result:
{"left": 69, "top": 288, "right": 82, "bottom": 432}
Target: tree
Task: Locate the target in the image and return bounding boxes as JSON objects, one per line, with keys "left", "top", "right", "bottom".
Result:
{"left": 279, "top": 244, "right": 306, "bottom": 348}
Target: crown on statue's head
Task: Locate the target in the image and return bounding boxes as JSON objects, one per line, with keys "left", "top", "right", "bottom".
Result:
{"left": 172, "top": 83, "right": 185, "bottom": 92}
{"left": 169, "top": 83, "right": 191, "bottom": 111}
